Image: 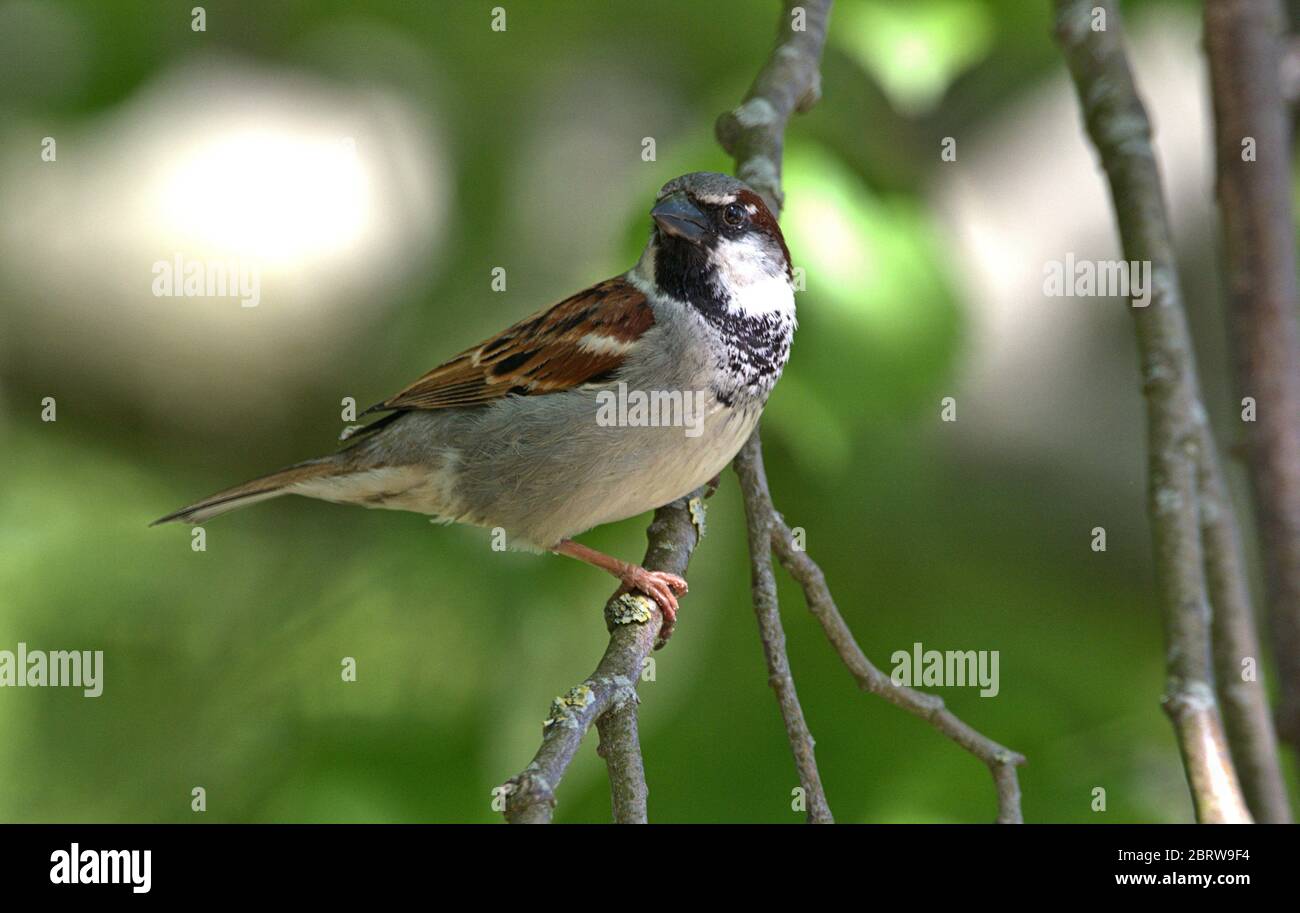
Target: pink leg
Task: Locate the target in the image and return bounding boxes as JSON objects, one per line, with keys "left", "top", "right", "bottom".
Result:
{"left": 553, "top": 539, "right": 689, "bottom": 640}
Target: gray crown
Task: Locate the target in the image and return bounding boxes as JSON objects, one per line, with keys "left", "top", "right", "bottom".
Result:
{"left": 656, "top": 172, "right": 752, "bottom": 203}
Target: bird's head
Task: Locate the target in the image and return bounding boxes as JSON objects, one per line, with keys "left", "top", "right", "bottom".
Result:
{"left": 644, "top": 172, "right": 793, "bottom": 318}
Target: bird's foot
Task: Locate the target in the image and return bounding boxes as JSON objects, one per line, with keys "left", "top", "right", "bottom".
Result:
{"left": 553, "top": 539, "right": 688, "bottom": 646}
{"left": 616, "top": 566, "right": 688, "bottom": 645}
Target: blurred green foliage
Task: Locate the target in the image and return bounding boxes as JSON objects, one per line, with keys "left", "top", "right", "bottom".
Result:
{"left": 0, "top": 0, "right": 1294, "bottom": 823}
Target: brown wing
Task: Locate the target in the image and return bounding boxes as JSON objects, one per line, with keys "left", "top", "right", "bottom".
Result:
{"left": 362, "top": 276, "right": 654, "bottom": 415}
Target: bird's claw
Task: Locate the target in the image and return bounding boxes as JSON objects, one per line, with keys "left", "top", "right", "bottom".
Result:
{"left": 618, "top": 566, "right": 688, "bottom": 647}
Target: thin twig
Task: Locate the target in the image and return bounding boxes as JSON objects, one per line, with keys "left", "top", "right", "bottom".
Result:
{"left": 1198, "top": 438, "right": 1292, "bottom": 821}
{"left": 715, "top": 0, "right": 830, "bottom": 214}
{"left": 501, "top": 490, "right": 704, "bottom": 823}
{"left": 768, "top": 516, "right": 1026, "bottom": 822}
{"left": 735, "top": 434, "right": 834, "bottom": 823}
{"left": 1205, "top": 0, "right": 1300, "bottom": 802}
{"left": 721, "top": 0, "right": 1025, "bottom": 823}
{"left": 1055, "top": 0, "right": 1252, "bottom": 823}
{"left": 717, "top": 0, "right": 836, "bottom": 824}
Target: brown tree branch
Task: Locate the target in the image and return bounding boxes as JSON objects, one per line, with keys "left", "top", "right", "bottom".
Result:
{"left": 717, "top": 0, "right": 836, "bottom": 825}
{"left": 720, "top": 0, "right": 1024, "bottom": 823}
{"left": 1055, "top": 0, "right": 1253, "bottom": 823}
{"left": 1205, "top": 0, "right": 1300, "bottom": 806}
{"left": 1198, "top": 439, "right": 1293, "bottom": 821}
{"left": 501, "top": 490, "right": 704, "bottom": 824}
{"left": 734, "top": 433, "right": 834, "bottom": 823}
{"left": 715, "top": 0, "right": 830, "bottom": 215}
{"left": 595, "top": 689, "right": 649, "bottom": 824}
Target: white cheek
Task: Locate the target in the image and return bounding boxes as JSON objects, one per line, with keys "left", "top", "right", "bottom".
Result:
{"left": 713, "top": 236, "right": 782, "bottom": 283}
{"left": 711, "top": 236, "right": 793, "bottom": 317}
{"left": 732, "top": 274, "right": 795, "bottom": 318}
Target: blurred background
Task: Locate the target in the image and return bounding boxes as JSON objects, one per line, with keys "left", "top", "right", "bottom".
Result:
{"left": 0, "top": 0, "right": 1295, "bottom": 823}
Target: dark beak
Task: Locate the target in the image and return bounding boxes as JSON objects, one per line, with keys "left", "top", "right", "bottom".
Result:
{"left": 651, "top": 192, "right": 708, "bottom": 244}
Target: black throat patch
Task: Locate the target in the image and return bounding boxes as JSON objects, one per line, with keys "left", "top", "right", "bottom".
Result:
{"left": 653, "top": 231, "right": 725, "bottom": 315}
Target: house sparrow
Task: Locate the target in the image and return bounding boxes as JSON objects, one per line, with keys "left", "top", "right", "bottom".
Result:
{"left": 155, "top": 172, "right": 796, "bottom": 640}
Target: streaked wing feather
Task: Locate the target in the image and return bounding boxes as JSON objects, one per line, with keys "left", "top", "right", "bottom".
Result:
{"left": 364, "top": 277, "right": 653, "bottom": 414}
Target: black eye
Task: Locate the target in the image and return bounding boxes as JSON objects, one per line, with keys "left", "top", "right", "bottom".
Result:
{"left": 723, "top": 203, "right": 746, "bottom": 227}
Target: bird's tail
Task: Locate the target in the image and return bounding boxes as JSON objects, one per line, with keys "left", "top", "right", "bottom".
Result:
{"left": 151, "top": 455, "right": 347, "bottom": 526}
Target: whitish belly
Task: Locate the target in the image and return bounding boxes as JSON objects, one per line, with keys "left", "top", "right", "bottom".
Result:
{"left": 567, "top": 403, "right": 761, "bottom": 533}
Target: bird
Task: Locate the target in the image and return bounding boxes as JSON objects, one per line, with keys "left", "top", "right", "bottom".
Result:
{"left": 154, "top": 172, "right": 796, "bottom": 640}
